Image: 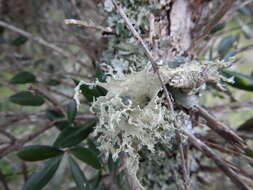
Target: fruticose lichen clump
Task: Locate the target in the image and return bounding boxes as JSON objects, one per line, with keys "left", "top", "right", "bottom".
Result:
{"left": 86, "top": 0, "right": 232, "bottom": 189}
{"left": 90, "top": 61, "right": 227, "bottom": 188}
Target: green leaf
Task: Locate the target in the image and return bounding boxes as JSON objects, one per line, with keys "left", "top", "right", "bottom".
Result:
{"left": 23, "top": 156, "right": 62, "bottom": 190}
{"left": 69, "top": 156, "right": 89, "bottom": 190}
{"left": 245, "top": 148, "right": 253, "bottom": 159}
{"left": 218, "top": 35, "right": 237, "bottom": 57}
{"left": 88, "top": 173, "right": 102, "bottom": 190}
{"left": 46, "top": 110, "right": 64, "bottom": 120}
{"left": 53, "top": 120, "right": 97, "bottom": 148}
{"left": 9, "top": 91, "right": 45, "bottom": 106}
{"left": 10, "top": 71, "right": 36, "bottom": 84}
{"left": 238, "top": 19, "right": 253, "bottom": 39}
{"left": 67, "top": 99, "right": 77, "bottom": 122}
{"left": 223, "top": 50, "right": 237, "bottom": 61}
{"left": 210, "top": 23, "right": 226, "bottom": 34}
{"left": 45, "top": 79, "right": 61, "bottom": 86}
{"left": 71, "top": 147, "right": 101, "bottom": 169}
{"left": 55, "top": 120, "right": 72, "bottom": 130}
{"left": 17, "top": 145, "right": 64, "bottom": 161}
{"left": 237, "top": 118, "right": 253, "bottom": 132}
{"left": 74, "top": 80, "right": 107, "bottom": 102}
{"left": 11, "top": 35, "right": 28, "bottom": 46}
{"left": 96, "top": 64, "right": 106, "bottom": 82}
{"left": 222, "top": 70, "right": 253, "bottom": 91}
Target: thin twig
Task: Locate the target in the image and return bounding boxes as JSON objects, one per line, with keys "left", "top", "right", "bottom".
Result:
{"left": 64, "top": 19, "right": 114, "bottom": 34}
{"left": 0, "top": 171, "right": 10, "bottom": 190}
{"left": 0, "top": 121, "right": 56, "bottom": 158}
{"left": 195, "top": 105, "right": 245, "bottom": 151}
{"left": 184, "top": 130, "right": 251, "bottom": 190}
{"left": 209, "top": 99, "right": 253, "bottom": 113}
{"left": 0, "top": 129, "right": 16, "bottom": 142}
{"left": 175, "top": 129, "right": 191, "bottom": 190}
{"left": 29, "top": 85, "right": 67, "bottom": 118}
{"left": 189, "top": 0, "right": 236, "bottom": 52}
{"left": 237, "top": 43, "right": 253, "bottom": 53}
{"left": 0, "top": 20, "right": 71, "bottom": 57}
{"left": 205, "top": 141, "right": 253, "bottom": 165}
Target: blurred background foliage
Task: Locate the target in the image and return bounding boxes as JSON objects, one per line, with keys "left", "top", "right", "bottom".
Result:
{"left": 0, "top": 0, "right": 253, "bottom": 190}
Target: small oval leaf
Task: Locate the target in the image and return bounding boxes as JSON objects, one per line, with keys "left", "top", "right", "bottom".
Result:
{"left": 17, "top": 145, "right": 64, "bottom": 161}
{"left": 67, "top": 99, "right": 77, "bottom": 122}
{"left": 245, "top": 148, "right": 253, "bottom": 159}
{"left": 71, "top": 147, "right": 101, "bottom": 169}
{"left": 10, "top": 71, "right": 36, "bottom": 84}
{"left": 53, "top": 120, "right": 97, "bottom": 148}
{"left": 218, "top": 35, "right": 237, "bottom": 57}
{"left": 237, "top": 118, "right": 253, "bottom": 132}
{"left": 74, "top": 80, "right": 107, "bottom": 102}
{"left": 45, "top": 79, "right": 61, "bottom": 86}
{"left": 210, "top": 23, "right": 226, "bottom": 34}
{"left": 23, "top": 156, "right": 62, "bottom": 190}
{"left": 9, "top": 91, "right": 45, "bottom": 106}
{"left": 96, "top": 64, "right": 106, "bottom": 82}
{"left": 222, "top": 70, "right": 253, "bottom": 91}
{"left": 11, "top": 35, "right": 28, "bottom": 46}
{"left": 69, "top": 156, "right": 89, "bottom": 190}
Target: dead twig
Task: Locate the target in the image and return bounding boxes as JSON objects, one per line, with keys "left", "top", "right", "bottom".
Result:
{"left": 0, "top": 121, "right": 56, "bottom": 158}
{"left": 29, "top": 85, "right": 67, "bottom": 118}
{"left": 184, "top": 130, "right": 251, "bottom": 190}
{"left": 0, "top": 171, "right": 10, "bottom": 190}
{"left": 237, "top": 43, "right": 253, "bottom": 53}
{"left": 0, "top": 129, "right": 16, "bottom": 143}
{"left": 64, "top": 19, "right": 114, "bottom": 34}
{"left": 195, "top": 105, "right": 245, "bottom": 151}
{"left": 0, "top": 20, "right": 71, "bottom": 57}
{"left": 209, "top": 99, "right": 253, "bottom": 114}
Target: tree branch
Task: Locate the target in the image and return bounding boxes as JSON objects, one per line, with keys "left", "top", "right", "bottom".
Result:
{"left": 0, "top": 20, "right": 71, "bottom": 57}
{"left": 184, "top": 130, "right": 251, "bottom": 190}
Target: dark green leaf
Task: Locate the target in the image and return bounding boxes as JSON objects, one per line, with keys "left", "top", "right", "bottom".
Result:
{"left": 71, "top": 147, "right": 101, "bottom": 169}
{"left": 46, "top": 110, "right": 64, "bottom": 121}
{"left": 9, "top": 91, "right": 45, "bottom": 106}
{"left": 46, "top": 110, "right": 70, "bottom": 130}
{"left": 17, "top": 145, "right": 64, "bottom": 161}
{"left": 87, "top": 139, "right": 100, "bottom": 155}
{"left": 69, "top": 156, "right": 89, "bottom": 190}
{"left": 10, "top": 71, "right": 36, "bottom": 84}
{"left": 53, "top": 120, "right": 97, "bottom": 148}
{"left": 223, "top": 50, "right": 237, "bottom": 61}
{"left": 0, "top": 26, "right": 4, "bottom": 35}
{"left": 23, "top": 156, "right": 62, "bottom": 190}
{"left": 238, "top": 6, "right": 253, "bottom": 16}
{"left": 237, "top": 118, "right": 253, "bottom": 132}
{"left": 210, "top": 23, "right": 226, "bottom": 34}
{"left": 218, "top": 35, "right": 237, "bottom": 57}
{"left": 45, "top": 79, "right": 61, "bottom": 86}
{"left": 11, "top": 35, "right": 28, "bottom": 46}
{"left": 96, "top": 64, "right": 106, "bottom": 82}
{"left": 74, "top": 80, "right": 107, "bottom": 102}
{"left": 222, "top": 70, "right": 253, "bottom": 91}
{"left": 67, "top": 99, "right": 77, "bottom": 122}
{"left": 55, "top": 120, "right": 72, "bottom": 130}
{"left": 88, "top": 173, "right": 102, "bottom": 190}
{"left": 245, "top": 148, "right": 253, "bottom": 158}
{"left": 238, "top": 19, "right": 253, "bottom": 39}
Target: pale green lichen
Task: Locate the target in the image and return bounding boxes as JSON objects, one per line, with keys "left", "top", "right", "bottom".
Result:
{"left": 90, "top": 60, "right": 227, "bottom": 188}
{"left": 88, "top": 1, "right": 232, "bottom": 188}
